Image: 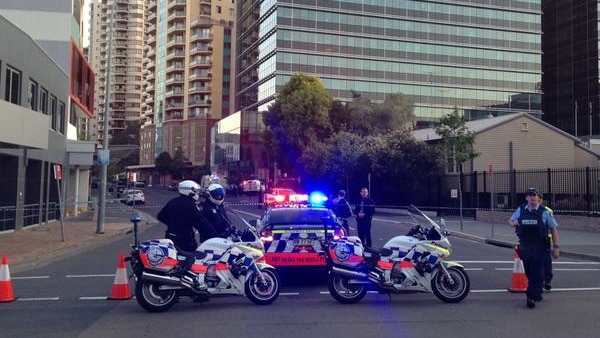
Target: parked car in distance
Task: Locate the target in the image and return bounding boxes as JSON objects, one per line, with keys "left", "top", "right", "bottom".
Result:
{"left": 122, "top": 189, "right": 145, "bottom": 205}
{"left": 133, "top": 181, "right": 145, "bottom": 188}
{"left": 167, "top": 183, "right": 178, "bottom": 191}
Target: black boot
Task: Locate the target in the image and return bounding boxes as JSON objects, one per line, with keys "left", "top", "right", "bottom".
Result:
{"left": 526, "top": 297, "right": 535, "bottom": 308}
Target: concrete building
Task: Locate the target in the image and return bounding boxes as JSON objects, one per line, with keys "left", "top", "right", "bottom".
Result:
{"left": 0, "top": 0, "right": 96, "bottom": 227}
{"left": 88, "top": 0, "right": 146, "bottom": 143}
{"left": 138, "top": 0, "right": 236, "bottom": 180}
{"left": 0, "top": 16, "right": 95, "bottom": 232}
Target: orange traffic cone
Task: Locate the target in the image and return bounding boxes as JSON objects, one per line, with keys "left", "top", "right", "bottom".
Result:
{"left": 0, "top": 254, "right": 16, "bottom": 302}
{"left": 507, "top": 246, "right": 528, "bottom": 293}
{"left": 108, "top": 253, "right": 132, "bottom": 300}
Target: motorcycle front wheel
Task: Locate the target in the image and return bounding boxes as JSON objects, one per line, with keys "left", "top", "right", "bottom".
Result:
{"left": 328, "top": 273, "right": 367, "bottom": 304}
{"left": 431, "top": 266, "right": 470, "bottom": 303}
{"left": 245, "top": 268, "right": 280, "bottom": 305}
{"left": 135, "top": 279, "right": 178, "bottom": 312}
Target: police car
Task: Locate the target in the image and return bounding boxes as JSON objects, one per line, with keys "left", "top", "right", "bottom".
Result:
{"left": 257, "top": 193, "right": 345, "bottom": 267}
{"left": 264, "top": 188, "right": 308, "bottom": 207}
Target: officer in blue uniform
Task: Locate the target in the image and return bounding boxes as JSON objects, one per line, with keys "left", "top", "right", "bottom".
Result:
{"left": 509, "top": 188, "right": 560, "bottom": 308}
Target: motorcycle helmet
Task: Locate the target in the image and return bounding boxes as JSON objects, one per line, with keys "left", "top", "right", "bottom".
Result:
{"left": 207, "top": 183, "right": 225, "bottom": 205}
{"left": 178, "top": 180, "right": 201, "bottom": 201}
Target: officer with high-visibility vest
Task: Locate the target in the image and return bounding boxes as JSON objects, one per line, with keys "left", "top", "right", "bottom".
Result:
{"left": 509, "top": 188, "right": 560, "bottom": 309}
{"left": 539, "top": 192, "right": 556, "bottom": 291}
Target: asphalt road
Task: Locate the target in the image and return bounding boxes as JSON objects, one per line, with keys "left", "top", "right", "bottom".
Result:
{"left": 3, "top": 187, "right": 600, "bottom": 338}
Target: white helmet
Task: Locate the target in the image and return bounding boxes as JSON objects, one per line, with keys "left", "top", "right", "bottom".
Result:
{"left": 178, "top": 180, "right": 201, "bottom": 201}
{"left": 207, "top": 183, "right": 225, "bottom": 205}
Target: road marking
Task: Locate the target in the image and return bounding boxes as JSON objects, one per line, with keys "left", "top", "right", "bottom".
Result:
{"left": 17, "top": 297, "right": 60, "bottom": 301}
{"left": 66, "top": 274, "right": 115, "bottom": 278}
{"left": 495, "top": 268, "right": 600, "bottom": 271}
{"left": 459, "top": 261, "right": 600, "bottom": 265}
{"left": 280, "top": 292, "right": 300, "bottom": 296}
{"left": 80, "top": 297, "right": 109, "bottom": 300}
{"left": 464, "top": 268, "right": 484, "bottom": 271}
{"left": 12, "top": 276, "right": 50, "bottom": 280}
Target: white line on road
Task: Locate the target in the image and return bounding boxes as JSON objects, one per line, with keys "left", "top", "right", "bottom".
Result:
{"left": 11, "top": 276, "right": 50, "bottom": 280}
{"left": 66, "top": 274, "right": 115, "bottom": 278}
{"left": 17, "top": 297, "right": 60, "bottom": 301}
{"left": 495, "top": 268, "right": 600, "bottom": 271}
{"left": 460, "top": 261, "right": 600, "bottom": 265}
{"left": 279, "top": 292, "right": 300, "bottom": 296}
{"left": 464, "top": 268, "right": 484, "bottom": 271}
{"left": 80, "top": 297, "right": 109, "bottom": 300}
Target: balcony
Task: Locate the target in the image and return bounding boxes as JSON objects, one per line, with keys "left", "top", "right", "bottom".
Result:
{"left": 147, "top": 35, "right": 156, "bottom": 45}
{"left": 188, "top": 85, "right": 211, "bottom": 94}
{"left": 166, "top": 49, "right": 185, "bottom": 61}
{"left": 189, "top": 71, "right": 212, "bottom": 80}
{"left": 190, "top": 57, "right": 212, "bottom": 68}
{"left": 190, "top": 32, "right": 213, "bottom": 42}
{"left": 191, "top": 17, "right": 218, "bottom": 27}
{"left": 167, "top": 23, "right": 186, "bottom": 34}
{"left": 165, "top": 88, "right": 184, "bottom": 98}
{"left": 167, "top": 10, "right": 186, "bottom": 21}
{"left": 166, "top": 36, "right": 185, "bottom": 48}
{"left": 147, "top": 49, "right": 155, "bottom": 58}
{"left": 168, "top": 0, "right": 186, "bottom": 9}
{"left": 148, "top": 24, "right": 156, "bottom": 33}
{"left": 146, "top": 61, "right": 156, "bottom": 70}
{"left": 148, "top": 12, "right": 157, "bottom": 22}
{"left": 190, "top": 44, "right": 212, "bottom": 55}
{"left": 165, "top": 76, "right": 184, "bottom": 85}
{"left": 166, "top": 63, "right": 184, "bottom": 72}
{"left": 188, "top": 98, "right": 211, "bottom": 107}
{"left": 148, "top": 1, "right": 157, "bottom": 9}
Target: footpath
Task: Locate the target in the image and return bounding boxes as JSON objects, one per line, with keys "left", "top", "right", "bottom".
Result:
{"left": 2, "top": 209, "right": 600, "bottom": 275}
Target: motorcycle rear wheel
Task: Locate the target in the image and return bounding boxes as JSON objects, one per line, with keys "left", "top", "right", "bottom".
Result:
{"left": 431, "top": 266, "right": 470, "bottom": 303}
{"left": 328, "top": 273, "right": 367, "bottom": 304}
{"left": 135, "top": 279, "right": 178, "bottom": 312}
{"left": 245, "top": 268, "right": 280, "bottom": 305}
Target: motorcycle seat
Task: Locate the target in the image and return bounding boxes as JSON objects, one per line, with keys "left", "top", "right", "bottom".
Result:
{"left": 364, "top": 247, "right": 393, "bottom": 257}
{"left": 177, "top": 249, "right": 208, "bottom": 260}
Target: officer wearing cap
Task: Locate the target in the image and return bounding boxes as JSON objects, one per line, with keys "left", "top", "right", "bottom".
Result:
{"left": 509, "top": 188, "right": 560, "bottom": 309}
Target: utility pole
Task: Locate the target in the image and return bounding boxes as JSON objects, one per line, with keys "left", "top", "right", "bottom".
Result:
{"left": 97, "top": 0, "right": 115, "bottom": 234}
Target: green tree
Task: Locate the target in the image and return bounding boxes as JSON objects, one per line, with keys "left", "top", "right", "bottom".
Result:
{"left": 434, "top": 107, "right": 478, "bottom": 229}
{"left": 262, "top": 73, "right": 333, "bottom": 176}
{"left": 170, "top": 147, "right": 187, "bottom": 179}
{"left": 110, "top": 121, "right": 142, "bottom": 145}
{"left": 373, "top": 93, "right": 414, "bottom": 132}
{"left": 155, "top": 151, "right": 172, "bottom": 186}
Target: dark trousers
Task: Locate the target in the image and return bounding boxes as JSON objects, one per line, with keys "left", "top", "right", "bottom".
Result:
{"left": 520, "top": 240, "right": 547, "bottom": 298}
{"left": 356, "top": 218, "right": 372, "bottom": 247}
{"left": 544, "top": 247, "right": 553, "bottom": 283}
{"left": 166, "top": 232, "right": 197, "bottom": 274}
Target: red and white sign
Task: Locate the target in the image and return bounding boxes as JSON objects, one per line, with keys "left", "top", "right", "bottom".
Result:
{"left": 129, "top": 172, "right": 137, "bottom": 183}
{"left": 53, "top": 164, "right": 63, "bottom": 180}
{"left": 488, "top": 165, "right": 493, "bottom": 176}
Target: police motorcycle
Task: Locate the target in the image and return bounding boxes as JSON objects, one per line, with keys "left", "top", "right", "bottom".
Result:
{"left": 127, "top": 211, "right": 280, "bottom": 313}
{"left": 319, "top": 204, "right": 470, "bottom": 304}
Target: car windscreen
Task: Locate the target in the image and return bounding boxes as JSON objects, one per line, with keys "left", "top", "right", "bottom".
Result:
{"left": 265, "top": 208, "right": 336, "bottom": 230}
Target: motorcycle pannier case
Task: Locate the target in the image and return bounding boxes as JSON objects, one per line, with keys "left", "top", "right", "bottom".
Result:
{"left": 329, "top": 236, "right": 365, "bottom": 266}
{"left": 139, "top": 239, "right": 179, "bottom": 272}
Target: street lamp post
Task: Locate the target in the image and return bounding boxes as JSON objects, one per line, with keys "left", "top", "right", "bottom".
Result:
{"left": 96, "top": 0, "right": 115, "bottom": 234}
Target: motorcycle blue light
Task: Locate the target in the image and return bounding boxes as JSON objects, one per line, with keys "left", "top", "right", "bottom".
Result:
{"left": 309, "top": 191, "right": 328, "bottom": 206}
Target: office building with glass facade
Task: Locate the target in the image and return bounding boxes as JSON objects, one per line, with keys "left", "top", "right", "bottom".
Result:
{"left": 542, "top": 0, "right": 600, "bottom": 139}
{"left": 236, "top": 0, "right": 542, "bottom": 127}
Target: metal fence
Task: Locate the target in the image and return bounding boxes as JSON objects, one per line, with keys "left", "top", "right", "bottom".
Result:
{"left": 431, "top": 167, "right": 600, "bottom": 216}
{"left": 0, "top": 202, "right": 61, "bottom": 232}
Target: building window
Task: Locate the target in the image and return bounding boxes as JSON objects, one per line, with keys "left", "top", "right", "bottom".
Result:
{"left": 28, "top": 79, "right": 38, "bottom": 111}
{"left": 58, "top": 101, "right": 66, "bottom": 134}
{"left": 217, "top": 6, "right": 222, "bottom": 14}
{"left": 5, "top": 66, "right": 21, "bottom": 105}
{"left": 50, "top": 95, "right": 57, "bottom": 131}
{"left": 40, "top": 88, "right": 48, "bottom": 114}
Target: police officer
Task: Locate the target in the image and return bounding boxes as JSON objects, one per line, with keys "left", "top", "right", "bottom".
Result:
{"left": 157, "top": 180, "right": 214, "bottom": 281}
{"left": 198, "top": 183, "right": 233, "bottom": 239}
{"left": 332, "top": 190, "right": 353, "bottom": 235}
{"left": 539, "top": 192, "right": 557, "bottom": 291}
{"left": 509, "top": 188, "right": 560, "bottom": 308}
